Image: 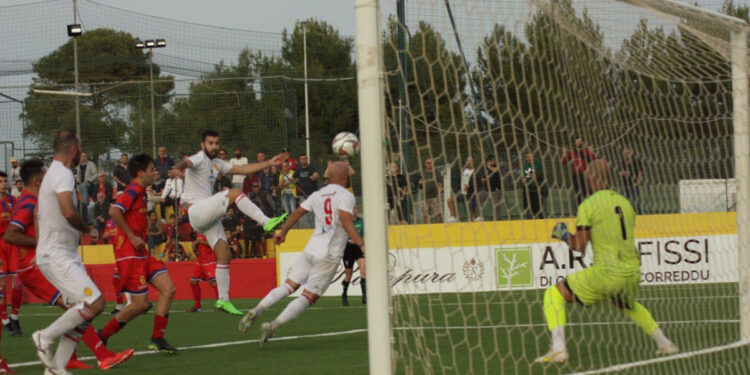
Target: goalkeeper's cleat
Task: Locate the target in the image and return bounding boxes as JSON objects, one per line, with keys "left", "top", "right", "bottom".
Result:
{"left": 259, "top": 322, "right": 274, "bottom": 349}
{"left": 98, "top": 348, "right": 134, "bottom": 370}
{"left": 215, "top": 300, "right": 243, "bottom": 315}
{"left": 238, "top": 308, "right": 259, "bottom": 333}
{"left": 66, "top": 358, "right": 93, "bottom": 370}
{"left": 148, "top": 337, "right": 178, "bottom": 354}
{"left": 534, "top": 348, "right": 569, "bottom": 364}
{"left": 263, "top": 213, "right": 288, "bottom": 233}
{"left": 656, "top": 342, "right": 679, "bottom": 356}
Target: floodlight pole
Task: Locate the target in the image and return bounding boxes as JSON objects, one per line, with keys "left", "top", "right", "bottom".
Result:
{"left": 72, "top": 0, "right": 81, "bottom": 141}
{"left": 303, "top": 21, "right": 311, "bottom": 159}
{"left": 149, "top": 51, "right": 156, "bottom": 157}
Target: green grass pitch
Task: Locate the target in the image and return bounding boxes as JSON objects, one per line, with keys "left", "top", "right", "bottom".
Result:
{"left": 4, "top": 284, "right": 750, "bottom": 374}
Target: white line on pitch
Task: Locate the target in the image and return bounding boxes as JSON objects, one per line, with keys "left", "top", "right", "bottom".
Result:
{"left": 565, "top": 339, "right": 750, "bottom": 375}
{"left": 9, "top": 328, "right": 367, "bottom": 369}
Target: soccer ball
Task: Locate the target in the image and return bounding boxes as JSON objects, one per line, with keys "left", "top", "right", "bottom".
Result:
{"left": 332, "top": 131, "right": 360, "bottom": 159}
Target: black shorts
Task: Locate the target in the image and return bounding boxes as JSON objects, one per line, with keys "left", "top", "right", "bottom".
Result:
{"left": 342, "top": 243, "right": 364, "bottom": 269}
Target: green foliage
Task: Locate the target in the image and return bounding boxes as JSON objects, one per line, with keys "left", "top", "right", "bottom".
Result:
{"left": 23, "top": 28, "right": 174, "bottom": 163}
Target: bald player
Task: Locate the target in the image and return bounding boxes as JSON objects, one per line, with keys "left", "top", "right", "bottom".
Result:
{"left": 238, "top": 162, "right": 364, "bottom": 348}
{"left": 536, "top": 159, "right": 678, "bottom": 363}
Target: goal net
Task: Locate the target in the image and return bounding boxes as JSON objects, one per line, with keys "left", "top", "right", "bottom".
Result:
{"left": 361, "top": 0, "right": 750, "bottom": 373}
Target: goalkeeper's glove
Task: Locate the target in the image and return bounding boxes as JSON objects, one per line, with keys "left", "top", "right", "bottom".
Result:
{"left": 551, "top": 222, "right": 571, "bottom": 242}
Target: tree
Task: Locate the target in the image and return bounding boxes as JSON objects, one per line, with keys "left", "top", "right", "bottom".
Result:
{"left": 22, "top": 28, "right": 174, "bottom": 163}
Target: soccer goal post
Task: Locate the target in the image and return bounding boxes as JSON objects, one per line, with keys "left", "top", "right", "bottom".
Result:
{"left": 355, "top": 0, "right": 750, "bottom": 373}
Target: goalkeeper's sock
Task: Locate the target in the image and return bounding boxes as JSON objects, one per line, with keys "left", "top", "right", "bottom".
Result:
{"left": 256, "top": 283, "right": 294, "bottom": 315}
{"left": 623, "top": 302, "right": 659, "bottom": 336}
{"left": 341, "top": 280, "right": 350, "bottom": 297}
{"left": 543, "top": 286, "right": 567, "bottom": 351}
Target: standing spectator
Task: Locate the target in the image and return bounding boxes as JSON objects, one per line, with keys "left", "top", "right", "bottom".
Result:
{"left": 278, "top": 162, "right": 298, "bottom": 215}
{"left": 522, "top": 152, "right": 547, "bottom": 219}
{"left": 76, "top": 152, "right": 98, "bottom": 223}
{"left": 218, "top": 149, "right": 228, "bottom": 161}
{"left": 457, "top": 157, "right": 479, "bottom": 221}
{"left": 9, "top": 158, "right": 19, "bottom": 184}
{"left": 11, "top": 180, "right": 23, "bottom": 199}
{"left": 89, "top": 172, "right": 113, "bottom": 222}
{"left": 147, "top": 210, "right": 164, "bottom": 253}
{"left": 153, "top": 146, "right": 175, "bottom": 182}
{"left": 562, "top": 137, "right": 598, "bottom": 206}
{"left": 221, "top": 207, "right": 242, "bottom": 240}
{"left": 619, "top": 147, "right": 643, "bottom": 214}
{"left": 153, "top": 172, "right": 183, "bottom": 220}
{"left": 92, "top": 192, "right": 111, "bottom": 232}
{"left": 112, "top": 153, "right": 131, "bottom": 191}
{"left": 386, "top": 162, "right": 408, "bottom": 224}
{"left": 269, "top": 165, "right": 281, "bottom": 216}
{"left": 229, "top": 148, "right": 248, "bottom": 189}
{"left": 417, "top": 158, "right": 457, "bottom": 223}
{"left": 256, "top": 152, "right": 266, "bottom": 163}
{"left": 244, "top": 182, "right": 275, "bottom": 258}
{"left": 295, "top": 154, "right": 319, "bottom": 228}
{"left": 477, "top": 155, "right": 503, "bottom": 220}
{"left": 282, "top": 147, "right": 297, "bottom": 170}
{"left": 225, "top": 230, "right": 242, "bottom": 259}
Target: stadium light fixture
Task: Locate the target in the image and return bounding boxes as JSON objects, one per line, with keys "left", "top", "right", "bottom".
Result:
{"left": 67, "top": 24, "right": 82, "bottom": 37}
{"left": 134, "top": 37, "right": 166, "bottom": 158}
{"left": 135, "top": 40, "right": 145, "bottom": 49}
{"left": 144, "top": 40, "right": 156, "bottom": 48}
{"left": 155, "top": 39, "right": 166, "bottom": 48}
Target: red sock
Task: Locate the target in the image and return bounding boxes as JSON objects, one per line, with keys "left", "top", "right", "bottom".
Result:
{"left": 211, "top": 284, "right": 219, "bottom": 299}
{"left": 82, "top": 325, "right": 114, "bottom": 360}
{"left": 11, "top": 283, "right": 22, "bottom": 316}
{"left": 152, "top": 314, "right": 168, "bottom": 339}
{"left": 112, "top": 277, "right": 124, "bottom": 305}
{"left": 191, "top": 284, "right": 201, "bottom": 308}
{"left": 0, "top": 292, "right": 7, "bottom": 321}
{"left": 100, "top": 317, "right": 124, "bottom": 341}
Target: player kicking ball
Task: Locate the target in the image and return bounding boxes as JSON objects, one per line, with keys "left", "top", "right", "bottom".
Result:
{"left": 238, "top": 162, "right": 364, "bottom": 348}
{"left": 536, "top": 159, "right": 678, "bottom": 364}
{"left": 4, "top": 159, "right": 134, "bottom": 371}
{"left": 97, "top": 154, "right": 178, "bottom": 354}
{"left": 186, "top": 233, "right": 219, "bottom": 312}
{"left": 169, "top": 130, "right": 288, "bottom": 315}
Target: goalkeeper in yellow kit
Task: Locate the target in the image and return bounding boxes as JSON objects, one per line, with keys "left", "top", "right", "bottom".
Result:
{"left": 536, "top": 159, "right": 678, "bottom": 363}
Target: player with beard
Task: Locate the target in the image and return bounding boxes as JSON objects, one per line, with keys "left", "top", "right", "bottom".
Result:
{"left": 169, "top": 130, "right": 288, "bottom": 315}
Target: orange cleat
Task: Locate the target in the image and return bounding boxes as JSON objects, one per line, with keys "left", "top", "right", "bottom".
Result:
{"left": 0, "top": 359, "right": 16, "bottom": 374}
{"left": 66, "top": 357, "right": 94, "bottom": 370}
{"left": 98, "top": 348, "right": 135, "bottom": 370}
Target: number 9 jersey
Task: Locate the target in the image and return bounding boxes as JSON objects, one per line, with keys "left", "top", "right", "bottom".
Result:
{"left": 299, "top": 183, "right": 356, "bottom": 263}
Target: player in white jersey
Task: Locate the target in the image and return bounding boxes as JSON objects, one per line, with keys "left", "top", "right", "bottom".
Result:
{"left": 169, "top": 130, "right": 288, "bottom": 315}
{"left": 32, "top": 130, "right": 108, "bottom": 375}
{"left": 238, "top": 162, "right": 364, "bottom": 348}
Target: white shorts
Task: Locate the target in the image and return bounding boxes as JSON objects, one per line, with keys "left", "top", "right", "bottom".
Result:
{"left": 187, "top": 190, "right": 229, "bottom": 247}
{"left": 39, "top": 257, "right": 101, "bottom": 306}
{"left": 287, "top": 252, "right": 340, "bottom": 296}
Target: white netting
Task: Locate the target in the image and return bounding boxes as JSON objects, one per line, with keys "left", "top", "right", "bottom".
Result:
{"left": 374, "top": 0, "right": 750, "bottom": 373}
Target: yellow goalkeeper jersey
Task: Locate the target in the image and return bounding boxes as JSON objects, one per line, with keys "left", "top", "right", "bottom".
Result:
{"left": 576, "top": 189, "right": 640, "bottom": 276}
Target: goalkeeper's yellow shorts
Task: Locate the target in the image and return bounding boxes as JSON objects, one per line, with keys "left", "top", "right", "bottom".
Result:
{"left": 566, "top": 266, "right": 640, "bottom": 308}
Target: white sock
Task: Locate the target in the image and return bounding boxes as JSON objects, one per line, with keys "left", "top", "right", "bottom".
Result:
{"left": 235, "top": 194, "right": 269, "bottom": 226}
{"left": 42, "top": 307, "right": 88, "bottom": 341}
{"left": 1, "top": 319, "right": 8, "bottom": 325}
{"left": 651, "top": 328, "right": 671, "bottom": 347}
{"left": 10, "top": 313, "right": 18, "bottom": 320}
{"left": 256, "top": 283, "right": 294, "bottom": 315}
{"left": 270, "top": 296, "right": 311, "bottom": 331}
{"left": 551, "top": 327, "right": 566, "bottom": 352}
{"left": 54, "top": 323, "right": 87, "bottom": 369}
{"left": 115, "top": 304, "right": 123, "bottom": 310}
{"left": 216, "top": 264, "right": 230, "bottom": 302}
